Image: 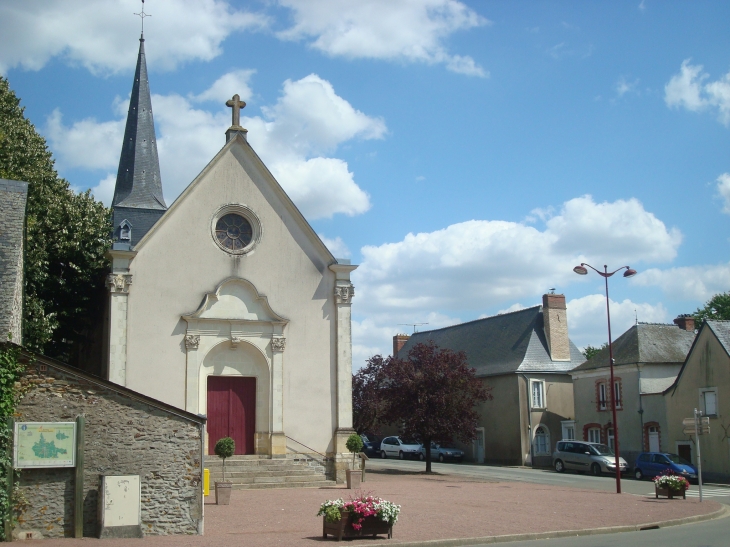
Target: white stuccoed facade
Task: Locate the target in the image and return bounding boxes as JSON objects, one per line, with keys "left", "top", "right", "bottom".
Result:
{"left": 105, "top": 131, "right": 356, "bottom": 479}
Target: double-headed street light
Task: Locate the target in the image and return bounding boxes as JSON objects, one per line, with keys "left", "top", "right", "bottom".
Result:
{"left": 573, "top": 263, "right": 637, "bottom": 494}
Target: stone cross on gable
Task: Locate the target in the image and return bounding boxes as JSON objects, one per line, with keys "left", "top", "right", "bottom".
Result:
{"left": 226, "top": 94, "right": 246, "bottom": 128}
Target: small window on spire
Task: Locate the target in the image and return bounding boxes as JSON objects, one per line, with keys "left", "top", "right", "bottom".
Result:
{"left": 119, "top": 220, "right": 132, "bottom": 241}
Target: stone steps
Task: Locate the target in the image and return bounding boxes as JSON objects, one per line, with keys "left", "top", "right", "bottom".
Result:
{"left": 205, "top": 454, "right": 334, "bottom": 490}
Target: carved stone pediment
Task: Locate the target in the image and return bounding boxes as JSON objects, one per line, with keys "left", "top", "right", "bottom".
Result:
{"left": 183, "top": 277, "right": 288, "bottom": 323}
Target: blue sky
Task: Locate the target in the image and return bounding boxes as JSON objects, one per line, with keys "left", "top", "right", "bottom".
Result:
{"left": 2, "top": 0, "right": 729, "bottom": 367}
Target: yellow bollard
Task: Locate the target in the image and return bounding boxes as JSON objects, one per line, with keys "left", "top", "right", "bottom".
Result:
{"left": 204, "top": 468, "right": 210, "bottom": 496}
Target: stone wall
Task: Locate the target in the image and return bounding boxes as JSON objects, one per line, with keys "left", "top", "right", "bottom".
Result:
{"left": 13, "top": 357, "right": 204, "bottom": 538}
{"left": 0, "top": 178, "right": 28, "bottom": 343}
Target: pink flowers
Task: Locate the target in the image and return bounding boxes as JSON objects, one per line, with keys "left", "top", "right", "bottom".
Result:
{"left": 344, "top": 494, "right": 380, "bottom": 530}
{"left": 317, "top": 491, "right": 401, "bottom": 529}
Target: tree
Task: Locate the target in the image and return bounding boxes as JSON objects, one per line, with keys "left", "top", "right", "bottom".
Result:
{"left": 381, "top": 340, "right": 491, "bottom": 473}
{"left": 352, "top": 355, "right": 388, "bottom": 435}
{"left": 693, "top": 291, "right": 730, "bottom": 327}
{"left": 582, "top": 343, "right": 608, "bottom": 361}
{"left": 0, "top": 76, "right": 111, "bottom": 367}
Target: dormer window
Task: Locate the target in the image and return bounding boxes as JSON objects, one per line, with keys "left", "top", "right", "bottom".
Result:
{"left": 119, "top": 220, "right": 132, "bottom": 241}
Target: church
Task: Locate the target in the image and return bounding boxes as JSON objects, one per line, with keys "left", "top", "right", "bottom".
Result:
{"left": 104, "top": 34, "right": 356, "bottom": 479}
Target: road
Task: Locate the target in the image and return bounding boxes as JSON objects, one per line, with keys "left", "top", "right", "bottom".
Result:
{"left": 368, "top": 458, "right": 730, "bottom": 546}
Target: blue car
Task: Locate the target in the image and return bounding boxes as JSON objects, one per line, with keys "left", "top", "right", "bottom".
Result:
{"left": 633, "top": 452, "right": 698, "bottom": 482}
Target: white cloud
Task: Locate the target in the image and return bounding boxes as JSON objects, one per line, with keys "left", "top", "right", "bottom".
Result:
{"left": 638, "top": 0, "right": 647, "bottom": 12}
{"left": 633, "top": 262, "right": 730, "bottom": 301}
{"left": 45, "top": 72, "right": 383, "bottom": 220}
{"left": 665, "top": 59, "right": 730, "bottom": 125}
{"left": 191, "top": 70, "right": 256, "bottom": 104}
{"left": 566, "top": 294, "right": 667, "bottom": 350}
{"left": 275, "top": 0, "right": 489, "bottom": 77}
{"left": 615, "top": 76, "right": 639, "bottom": 97}
{"left": 717, "top": 173, "right": 730, "bottom": 214}
{"left": 89, "top": 174, "right": 117, "bottom": 207}
{"left": 319, "top": 234, "right": 351, "bottom": 258}
{"left": 0, "top": 0, "right": 268, "bottom": 75}
{"left": 353, "top": 195, "right": 680, "bottom": 318}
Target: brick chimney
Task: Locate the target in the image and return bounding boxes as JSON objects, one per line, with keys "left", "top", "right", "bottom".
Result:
{"left": 542, "top": 293, "right": 571, "bottom": 361}
{"left": 393, "top": 334, "right": 410, "bottom": 357}
{"left": 673, "top": 314, "right": 695, "bottom": 331}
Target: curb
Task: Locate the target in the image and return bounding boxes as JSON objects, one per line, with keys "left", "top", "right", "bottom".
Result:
{"left": 365, "top": 503, "right": 729, "bottom": 547}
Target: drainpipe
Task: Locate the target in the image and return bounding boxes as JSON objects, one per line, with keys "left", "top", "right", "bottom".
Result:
{"left": 637, "top": 365, "right": 644, "bottom": 450}
{"left": 198, "top": 417, "right": 206, "bottom": 535}
{"left": 521, "top": 374, "right": 534, "bottom": 467}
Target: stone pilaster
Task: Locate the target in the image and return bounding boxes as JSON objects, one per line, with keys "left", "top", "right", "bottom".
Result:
{"left": 329, "top": 263, "right": 358, "bottom": 483}
{"left": 105, "top": 249, "right": 136, "bottom": 387}
{"left": 270, "top": 336, "right": 286, "bottom": 455}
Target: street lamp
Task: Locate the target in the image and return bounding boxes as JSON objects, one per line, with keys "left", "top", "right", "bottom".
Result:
{"left": 573, "top": 263, "right": 637, "bottom": 494}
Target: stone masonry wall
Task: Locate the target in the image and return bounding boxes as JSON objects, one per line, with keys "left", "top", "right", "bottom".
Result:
{"left": 0, "top": 179, "right": 28, "bottom": 343}
{"left": 14, "top": 362, "right": 203, "bottom": 538}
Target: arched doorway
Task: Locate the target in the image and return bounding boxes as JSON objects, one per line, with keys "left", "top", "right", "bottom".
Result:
{"left": 200, "top": 340, "right": 271, "bottom": 455}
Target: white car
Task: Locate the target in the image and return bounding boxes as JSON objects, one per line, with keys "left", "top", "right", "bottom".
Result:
{"left": 379, "top": 436, "right": 422, "bottom": 460}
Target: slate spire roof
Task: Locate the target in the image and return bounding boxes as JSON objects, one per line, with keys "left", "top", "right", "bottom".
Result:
{"left": 112, "top": 35, "right": 166, "bottom": 211}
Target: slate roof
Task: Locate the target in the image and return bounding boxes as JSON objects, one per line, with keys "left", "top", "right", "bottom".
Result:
{"left": 398, "top": 305, "right": 584, "bottom": 377}
{"left": 707, "top": 320, "right": 730, "bottom": 356}
{"left": 0, "top": 179, "right": 28, "bottom": 342}
{"left": 572, "top": 322, "right": 695, "bottom": 372}
{"left": 112, "top": 33, "right": 167, "bottom": 246}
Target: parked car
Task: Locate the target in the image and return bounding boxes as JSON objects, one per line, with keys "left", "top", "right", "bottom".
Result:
{"left": 552, "top": 440, "right": 628, "bottom": 476}
{"left": 360, "top": 434, "right": 382, "bottom": 458}
{"left": 380, "top": 436, "right": 422, "bottom": 459}
{"left": 419, "top": 442, "right": 464, "bottom": 462}
{"left": 633, "top": 452, "right": 698, "bottom": 482}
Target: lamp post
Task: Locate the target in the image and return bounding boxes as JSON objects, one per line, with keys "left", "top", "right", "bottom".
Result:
{"left": 573, "top": 263, "right": 637, "bottom": 494}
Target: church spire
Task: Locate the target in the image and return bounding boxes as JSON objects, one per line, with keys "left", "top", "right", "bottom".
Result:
{"left": 111, "top": 16, "right": 167, "bottom": 250}
{"left": 112, "top": 34, "right": 165, "bottom": 210}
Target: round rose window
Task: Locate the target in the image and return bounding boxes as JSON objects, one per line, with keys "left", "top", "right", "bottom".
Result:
{"left": 215, "top": 213, "right": 253, "bottom": 251}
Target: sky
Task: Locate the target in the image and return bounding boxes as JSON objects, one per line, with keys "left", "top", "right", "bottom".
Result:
{"left": 2, "top": 0, "right": 729, "bottom": 369}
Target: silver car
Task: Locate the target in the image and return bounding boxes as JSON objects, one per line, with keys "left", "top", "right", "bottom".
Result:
{"left": 379, "top": 436, "right": 422, "bottom": 459}
{"left": 553, "top": 440, "right": 628, "bottom": 476}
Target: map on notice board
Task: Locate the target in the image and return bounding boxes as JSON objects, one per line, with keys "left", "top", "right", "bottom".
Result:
{"left": 14, "top": 422, "right": 76, "bottom": 468}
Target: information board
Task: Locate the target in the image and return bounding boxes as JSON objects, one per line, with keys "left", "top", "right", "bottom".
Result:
{"left": 14, "top": 422, "right": 76, "bottom": 468}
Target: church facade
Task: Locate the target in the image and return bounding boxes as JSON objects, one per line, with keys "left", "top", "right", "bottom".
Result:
{"left": 104, "top": 36, "right": 356, "bottom": 475}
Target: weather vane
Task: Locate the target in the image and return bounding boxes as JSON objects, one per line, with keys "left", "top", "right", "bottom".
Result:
{"left": 134, "top": 0, "right": 151, "bottom": 35}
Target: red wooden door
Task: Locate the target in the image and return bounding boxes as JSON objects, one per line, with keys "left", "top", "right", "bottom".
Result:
{"left": 207, "top": 377, "right": 256, "bottom": 455}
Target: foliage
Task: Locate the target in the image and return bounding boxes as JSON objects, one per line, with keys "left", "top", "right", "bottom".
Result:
{"left": 381, "top": 341, "right": 491, "bottom": 473}
{"left": 352, "top": 355, "right": 388, "bottom": 435}
{"left": 346, "top": 433, "right": 363, "bottom": 464}
{"left": 0, "top": 76, "right": 111, "bottom": 364}
{"left": 654, "top": 471, "right": 690, "bottom": 491}
{"left": 0, "top": 342, "right": 25, "bottom": 540}
{"left": 317, "top": 493, "right": 401, "bottom": 529}
{"left": 693, "top": 292, "right": 730, "bottom": 327}
{"left": 214, "top": 437, "right": 235, "bottom": 482}
{"left": 582, "top": 343, "right": 608, "bottom": 361}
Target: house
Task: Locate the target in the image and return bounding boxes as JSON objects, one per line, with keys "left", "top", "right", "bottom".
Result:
{"left": 12, "top": 349, "right": 205, "bottom": 539}
{"left": 570, "top": 317, "right": 695, "bottom": 467}
{"left": 664, "top": 320, "right": 730, "bottom": 482}
{"left": 0, "top": 178, "right": 28, "bottom": 343}
{"left": 396, "top": 293, "right": 584, "bottom": 467}
{"left": 103, "top": 35, "right": 356, "bottom": 480}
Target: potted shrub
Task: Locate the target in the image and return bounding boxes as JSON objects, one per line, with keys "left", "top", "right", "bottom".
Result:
{"left": 214, "top": 437, "right": 235, "bottom": 505}
{"left": 345, "top": 434, "right": 364, "bottom": 489}
{"left": 654, "top": 469, "right": 690, "bottom": 499}
{"left": 318, "top": 493, "right": 400, "bottom": 541}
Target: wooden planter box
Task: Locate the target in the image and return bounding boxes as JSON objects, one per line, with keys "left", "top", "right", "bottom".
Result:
{"left": 323, "top": 511, "right": 393, "bottom": 541}
{"left": 655, "top": 485, "right": 686, "bottom": 499}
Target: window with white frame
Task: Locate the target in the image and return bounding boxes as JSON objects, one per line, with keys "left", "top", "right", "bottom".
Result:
{"left": 588, "top": 428, "right": 601, "bottom": 444}
{"left": 561, "top": 420, "right": 576, "bottom": 441}
{"left": 533, "top": 425, "right": 550, "bottom": 455}
{"left": 701, "top": 389, "right": 718, "bottom": 416}
{"left": 613, "top": 381, "right": 622, "bottom": 409}
{"left": 531, "top": 380, "right": 545, "bottom": 409}
{"left": 598, "top": 382, "right": 607, "bottom": 410}
{"left": 607, "top": 428, "right": 615, "bottom": 450}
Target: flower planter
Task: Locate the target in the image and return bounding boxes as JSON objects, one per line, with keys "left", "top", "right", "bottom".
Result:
{"left": 215, "top": 481, "right": 233, "bottom": 505}
{"left": 655, "top": 485, "right": 686, "bottom": 499}
{"left": 323, "top": 511, "right": 393, "bottom": 541}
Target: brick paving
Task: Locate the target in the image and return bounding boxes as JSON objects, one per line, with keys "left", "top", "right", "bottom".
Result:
{"left": 32, "top": 468, "right": 721, "bottom": 546}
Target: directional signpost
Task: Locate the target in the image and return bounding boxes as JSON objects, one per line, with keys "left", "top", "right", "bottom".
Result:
{"left": 682, "top": 409, "right": 709, "bottom": 502}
